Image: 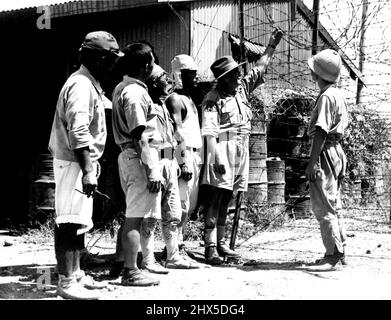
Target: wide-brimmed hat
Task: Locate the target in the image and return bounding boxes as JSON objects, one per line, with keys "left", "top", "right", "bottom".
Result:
{"left": 308, "top": 49, "right": 341, "bottom": 83}
{"left": 171, "top": 54, "right": 198, "bottom": 88}
{"left": 80, "top": 31, "right": 124, "bottom": 57}
{"left": 211, "top": 55, "right": 246, "bottom": 80}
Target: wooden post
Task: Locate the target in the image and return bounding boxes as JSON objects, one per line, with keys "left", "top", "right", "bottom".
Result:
{"left": 238, "top": 0, "right": 247, "bottom": 74}
{"left": 312, "top": 0, "right": 320, "bottom": 55}
{"left": 357, "top": 0, "right": 368, "bottom": 105}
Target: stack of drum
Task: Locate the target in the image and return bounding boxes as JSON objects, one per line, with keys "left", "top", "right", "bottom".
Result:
{"left": 31, "top": 153, "right": 55, "bottom": 211}
{"left": 268, "top": 97, "right": 314, "bottom": 218}
{"left": 246, "top": 114, "right": 268, "bottom": 205}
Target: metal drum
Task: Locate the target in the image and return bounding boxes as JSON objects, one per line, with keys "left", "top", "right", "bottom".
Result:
{"left": 249, "top": 133, "right": 267, "bottom": 159}
{"left": 246, "top": 182, "right": 268, "bottom": 204}
{"left": 32, "top": 153, "right": 55, "bottom": 211}
{"left": 248, "top": 158, "right": 267, "bottom": 184}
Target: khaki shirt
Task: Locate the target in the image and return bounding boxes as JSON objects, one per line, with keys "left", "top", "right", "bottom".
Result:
{"left": 201, "top": 66, "right": 264, "bottom": 138}
{"left": 48, "top": 65, "right": 107, "bottom": 162}
{"left": 309, "top": 85, "right": 348, "bottom": 142}
{"left": 112, "top": 76, "right": 161, "bottom": 148}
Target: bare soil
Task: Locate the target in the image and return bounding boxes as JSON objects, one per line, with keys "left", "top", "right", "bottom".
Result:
{"left": 0, "top": 208, "right": 390, "bottom": 300}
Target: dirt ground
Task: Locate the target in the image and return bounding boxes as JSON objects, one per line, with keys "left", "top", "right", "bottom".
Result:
{"left": 0, "top": 207, "right": 390, "bottom": 300}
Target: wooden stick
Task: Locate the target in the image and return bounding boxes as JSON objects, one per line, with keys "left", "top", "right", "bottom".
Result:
{"left": 230, "top": 191, "right": 243, "bottom": 250}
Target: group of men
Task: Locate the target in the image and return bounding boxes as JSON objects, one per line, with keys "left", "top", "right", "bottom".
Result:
{"left": 48, "top": 27, "right": 348, "bottom": 300}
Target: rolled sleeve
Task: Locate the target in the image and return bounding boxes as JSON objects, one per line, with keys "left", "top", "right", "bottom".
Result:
{"left": 314, "top": 95, "right": 333, "bottom": 134}
{"left": 64, "top": 78, "right": 93, "bottom": 150}
{"left": 202, "top": 102, "right": 219, "bottom": 137}
{"left": 241, "top": 66, "right": 265, "bottom": 96}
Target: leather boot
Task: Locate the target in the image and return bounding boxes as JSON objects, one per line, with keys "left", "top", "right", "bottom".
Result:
{"left": 204, "top": 246, "right": 223, "bottom": 265}
{"left": 216, "top": 225, "right": 240, "bottom": 258}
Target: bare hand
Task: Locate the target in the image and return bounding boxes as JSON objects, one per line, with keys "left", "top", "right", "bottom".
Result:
{"left": 180, "top": 164, "right": 193, "bottom": 181}
{"left": 82, "top": 172, "right": 98, "bottom": 198}
{"left": 147, "top": 180, "right": 162, "bottom": 193}
{"left": 269, "top": 27, "right": 283, "bottom": 47}
{"left": 213, "top": 163, "right": 226, "bottom": 175}
{"left": 305, "top": 164, "right": 320, "bottom": 182}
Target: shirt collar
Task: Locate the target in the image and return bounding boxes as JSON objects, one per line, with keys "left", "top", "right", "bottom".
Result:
{"left": 78, "top": 64, "right": 103, "bottom": 94}
{"left": 123, "top": 75, "right": 148, "bottom": 91}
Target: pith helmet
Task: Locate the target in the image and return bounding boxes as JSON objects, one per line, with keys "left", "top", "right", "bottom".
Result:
{"left": 308, "top": 49, "right": 342, "bottom": 83}
{"left": 171, "top": 54, "right": 198, "bottom": 88}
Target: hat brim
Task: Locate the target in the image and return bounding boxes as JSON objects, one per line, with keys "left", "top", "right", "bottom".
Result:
{"left": 216, "top": 61, "right": 247, "bottom": 80}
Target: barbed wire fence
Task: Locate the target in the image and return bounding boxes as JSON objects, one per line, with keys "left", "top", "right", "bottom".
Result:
{"left": 187, "top": 0, "right": 391, "bottom": 242}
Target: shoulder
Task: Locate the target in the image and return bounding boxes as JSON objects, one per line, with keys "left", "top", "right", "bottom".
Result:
{"left": 123, "top": 83, "right": 149, "bottom": 103}
{"left": 66, "top": 74, "right": 93, "bottom": 91}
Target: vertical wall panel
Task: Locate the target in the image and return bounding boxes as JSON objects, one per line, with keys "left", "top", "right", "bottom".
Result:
{"left": 191, "top": 0, "right": 239, "bottom": 80}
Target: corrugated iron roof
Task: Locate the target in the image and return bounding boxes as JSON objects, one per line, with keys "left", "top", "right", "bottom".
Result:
{"left": 0, "top": 0, "right": 77, "bottom": 12}
{"left": 0, "top": 0, "right": 194, "bottom": 13}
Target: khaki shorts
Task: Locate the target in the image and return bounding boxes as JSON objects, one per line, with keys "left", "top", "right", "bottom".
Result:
{"left": 201, "top": 133, "right": 249, "bottom": 192}
{"left": 53, "top": 159, "right": 97, "bottom": 235}
{"left": 118, "top": 148, "right": 181, "bottom": 221}
{"left": 178, "top": 149, "right": 202, "bottom": 216}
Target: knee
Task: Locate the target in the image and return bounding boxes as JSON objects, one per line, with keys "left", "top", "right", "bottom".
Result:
{"left": 140, "top": 218, "right": 157, "bottom": 238}
{"left": 54, "top": 223, "right": 85, "bottom": 251}
{"left": 205, "top": 216, "right": 217, "bottom": 229}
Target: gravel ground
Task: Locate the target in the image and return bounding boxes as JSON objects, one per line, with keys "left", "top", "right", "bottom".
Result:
{"left": 0, "top": 208, "right": 390, "bottom": 300}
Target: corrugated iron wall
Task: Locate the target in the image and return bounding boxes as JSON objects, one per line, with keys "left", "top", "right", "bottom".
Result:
{"left": 190, "top": 0, "right": 295, "bottom": 86}
{"left": 190, "top": 0, "right": 355, "bottom": 92}
{"left": 191, "top": 0, "right": 239, "bottom": 80}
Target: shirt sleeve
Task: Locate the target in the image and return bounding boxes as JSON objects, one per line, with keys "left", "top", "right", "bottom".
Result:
{"left": 314, "top": 95, "right": 334, "bottom": 134}
{"left": 241, "top": 65, "right": 265, "bottom": 97}
{"left": 201, "top": 100, "right": 219, "bottom": 138}
{"left": 64, "top": 76, "right": 94, "bottom": 150}
{"left": 122, "top": 87, "right": 148, "bottom": 136}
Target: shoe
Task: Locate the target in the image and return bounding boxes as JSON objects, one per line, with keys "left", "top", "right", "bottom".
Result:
{"left": 57, "top": 275, "right": 100, "bottom": 300}
{"left": 80, "top": 249, "right": 107, "bottom": 267}
{"left": 165, "top": 255, "right": 202, "bottom": 269}
{"left": 315, "top": 253, "right": 347, "bottom": 266}
{"left": 121, "top": 268, "right": 160, "bottom": 287}
{"left": 307, "top": 252, "right": 344, "bottom": 271}
{"left": 109, "top": 261, "right": 124, "bottom": 278}
{"left": 217, "top": 242, "right": 240, "bottom": 258}
{"left": 75, "top": 271, "right": 107, "bottom": 290}
{"left": 205, "top": 246, "right": 223, "bottom": 265}
{"left": 141, "top": 261, "right": 169, "bottom": 274}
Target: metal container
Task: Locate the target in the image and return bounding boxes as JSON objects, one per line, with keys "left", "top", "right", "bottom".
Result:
{"left": 288, "top": 195, "right": 312, "bottom": 219}
{"left": 267, "top": 183, "right": 286, "bottom": 204}
{"left": 246, "top": 182, "right": 268, "bottom": 205}
{"left": 266, "top": 158, "right": 285, "bottom": 183}
{"left": 32, "top": 153, "right": 55, "bottom": 211}
{"left": 249, "top": 133, "right": 267, "bottom": 159}
{"left": 248, "top": 158, "right": 267, "bottom": 184}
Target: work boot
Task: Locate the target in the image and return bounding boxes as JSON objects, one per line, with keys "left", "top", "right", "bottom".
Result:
{"left": 108, "top": 260, "right": 124, "bottom": 279}
{"left": 165, "top": 254, "right": 203, "bottom": 269}
{"left": 121, "top": 268, "right": 160, "bottom": 287}
{"left": 307, "top": 251, "right": 344, "bottom": 271}
{"left": 217, "top": 242, "right": 240, "bottom": 258}
{"left": 75, "top": 270, "right": 107, "bottom": 289}
{"left": 205, "top": 246, "right": 223, "bottom": 265}
{"left": 141, "top": 260, "right": 170, "bottom": 274}
{"left": 315, "top": 253, "right": 347, "bottom": 266}
{"left": 56, "top": 275, "right": 100, "bottom": 300}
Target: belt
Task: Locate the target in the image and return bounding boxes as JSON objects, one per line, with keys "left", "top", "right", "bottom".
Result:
{"left": 186, "top": 146, "right": 200, "bottom": 152}
{"left": 159, "top": 148, "right": 174, "bottom": 160}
